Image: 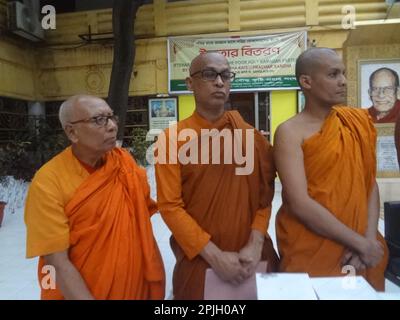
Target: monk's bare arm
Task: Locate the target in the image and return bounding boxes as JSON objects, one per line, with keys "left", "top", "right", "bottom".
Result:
{"left": 340, "top": 183, "right": 381, "bottom": 271}
{"left": 274, "top": 123, "right": 381, "bottom": 260}
{"left": 44, "top": 250, "right": 94, "bottom": 300}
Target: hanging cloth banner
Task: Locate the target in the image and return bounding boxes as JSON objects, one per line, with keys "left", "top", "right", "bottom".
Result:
{"left": 168, "top": 31, "right": 307, "bottom": 93}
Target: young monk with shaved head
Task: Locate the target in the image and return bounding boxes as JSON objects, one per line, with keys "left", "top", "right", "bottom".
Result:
{"left": 274, "top": 48, "right": 388, "bottom": 290}
{"left": 155, "top": 52, "right": 278, "bottom": 299}
{"left": 25, "top": 95, "right": 165, "bottom": 299}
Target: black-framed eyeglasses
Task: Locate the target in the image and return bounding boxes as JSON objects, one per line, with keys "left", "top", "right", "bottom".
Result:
{"left": 69, "top": 115, "right": 119, "bottom": 127}
{"left": 190, "top": 69, "right": 236, "bottom": 82}
{"left": 370, "top": 86, "right": 397, "bottom": 96}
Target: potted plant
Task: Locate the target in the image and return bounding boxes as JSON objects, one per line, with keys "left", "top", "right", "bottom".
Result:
{"left": 128, "top": 127, "right": 152, "bottom": 167}
{"left": 0, "top": 117, "right": 69, "bottom": 227}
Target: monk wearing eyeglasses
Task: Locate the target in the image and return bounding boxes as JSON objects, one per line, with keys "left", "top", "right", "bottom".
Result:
{"left": 155, "top": 52, "right": 278, "bottom": 299}
{"left": 25, "top": 94, "right": 165, "bottom": 300}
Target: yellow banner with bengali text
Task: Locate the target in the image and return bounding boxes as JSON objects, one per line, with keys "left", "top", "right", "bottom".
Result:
{"left": 168, "top": 31, "right": 307, "bottom": 93}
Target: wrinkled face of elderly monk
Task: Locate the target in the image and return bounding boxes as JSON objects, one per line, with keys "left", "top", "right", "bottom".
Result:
{"left": 64, "top": 96, "right": 118, "bottom": 156}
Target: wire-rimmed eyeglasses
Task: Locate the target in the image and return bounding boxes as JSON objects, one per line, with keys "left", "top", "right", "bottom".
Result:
{"left": 69, "top": 114, "right": 119, "bottom": 127}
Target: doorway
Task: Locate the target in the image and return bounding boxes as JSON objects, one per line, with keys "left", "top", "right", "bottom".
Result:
{"left": 226, "top": 92, "right": 255, "bottom": 126}
{"left": 226, "top": 92, "right": 271, "bottom": 141}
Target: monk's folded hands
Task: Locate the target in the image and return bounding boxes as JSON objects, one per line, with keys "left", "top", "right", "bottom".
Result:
{"left": 201, "top": 241, "right": 247, "bottom": 285}
{"left": 341, "top": 249, "right": 366, "bottom": 272}
{"left": 358, "top": 237, "right": 384, "bottom": 268}
{"left": 238, "top": 230, "right": 264, "bottom": 278}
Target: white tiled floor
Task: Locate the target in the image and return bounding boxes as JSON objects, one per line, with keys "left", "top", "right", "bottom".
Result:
{"left": 0, "top": 178, "right": 399, "bottom": 299}
{"left": 0, "top": 207, "right": 40, "bottom": 300}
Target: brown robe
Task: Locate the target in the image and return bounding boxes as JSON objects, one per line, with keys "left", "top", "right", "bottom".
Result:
{"left": 155, "top": 110, "right": 278, "bottom": 299}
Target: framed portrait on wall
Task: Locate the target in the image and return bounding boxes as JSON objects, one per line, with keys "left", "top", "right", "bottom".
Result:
{"left": 148, "top": 97, "right": 178, "bottom": 134}
{"left": 358, "top": 59, "right": 400, "bottom": 123}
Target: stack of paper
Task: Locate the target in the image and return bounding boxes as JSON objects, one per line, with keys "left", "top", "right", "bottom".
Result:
{"left": 206, "top": 269, "right": 393, "bottom": 300}
{"left": 376, "top": 292, "right": 400, "bottom": 300}
{"left": 310, "top": 276, "right": 379, "bottom": 300}
{"left": 256, "top": 273, "right": 318, "bottom": 300}
{"left": 204, "top": 262, "right": 267, "bottom": 300}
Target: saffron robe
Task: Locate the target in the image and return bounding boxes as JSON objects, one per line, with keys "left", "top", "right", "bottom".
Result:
{"left": 155, "top": 110, "right": 278, "bottom": 299}
{"left": 276, "top": 107, "right": 388, "bottom": 291}
{"left": 25, "top": 147, "right": 165, "bottom": 299}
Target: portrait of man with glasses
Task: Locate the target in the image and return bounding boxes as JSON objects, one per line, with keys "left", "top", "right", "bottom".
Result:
{"left": 367, "top": 67, "right": 400, "bottom": 123}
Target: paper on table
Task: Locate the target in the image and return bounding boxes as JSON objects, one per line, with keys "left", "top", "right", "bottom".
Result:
{"left": 376, "top": 292, "right": 400, "bottom": 300}
{"left": 204, "top": 261, "right": 267, "bottom": 300}
{"left": 256, "top": 273, "right": 318, "bottom": 300}
{"left": 310, "top": 276, "right": 379, "bottom": 300}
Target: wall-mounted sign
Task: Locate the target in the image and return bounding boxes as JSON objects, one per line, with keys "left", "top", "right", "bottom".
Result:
{"left": 168, "top": 31, "right": 306, "bottom": 93}
{"left": 148, "top": 98, "right": 178, "bottom": 134}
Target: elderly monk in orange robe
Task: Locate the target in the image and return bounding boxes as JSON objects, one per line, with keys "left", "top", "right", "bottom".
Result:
{"left": 25, "top": 95, "right": 165, "bottom": 300}
{"left": 155, "top": 52, "right": 278, "bottom": 299}
{"left": 274, "top": 48, "right": 388, "bottom": 291}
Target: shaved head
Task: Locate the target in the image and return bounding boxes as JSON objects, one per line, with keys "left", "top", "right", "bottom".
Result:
{"left": 189, "top": 52, "right": 230, "bottom": 75}
{"left": 59, "top": 95, "right": 106, "bottom": 129}
{"left": 185, "top": 52, "right": 231, "bottom": 119}
{"left": 294, "top": 47, "right": 346, "bottom": 107}
{"left": 295, "top": 48, "right": 338, "bottom": 88}
{"left": 59, "top": 94, "right": 117, "bottom": 156}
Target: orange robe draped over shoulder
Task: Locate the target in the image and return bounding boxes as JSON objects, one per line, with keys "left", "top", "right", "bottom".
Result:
{"left": 25, "top": 147, "right": 165, "bottom": 299}
{"left": 155, "top": 111, "right": 278, "bottom": 300}
{"left": 276, "top": 107, "right": 388, "bottom": 291}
